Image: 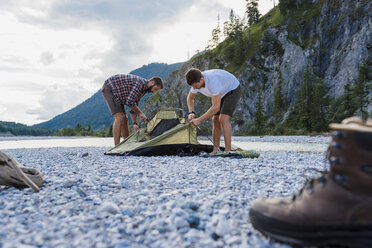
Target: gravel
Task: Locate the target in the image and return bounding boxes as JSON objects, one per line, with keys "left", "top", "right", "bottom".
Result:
{"left": 0, "top": 138, "right": 329, "bottom": 248}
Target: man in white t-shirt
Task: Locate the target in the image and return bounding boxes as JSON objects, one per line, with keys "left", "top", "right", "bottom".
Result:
{"left": 185, "top": 68, "right": 241, "bottom": 154}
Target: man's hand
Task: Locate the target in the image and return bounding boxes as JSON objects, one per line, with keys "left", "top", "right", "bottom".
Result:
{"left": 133, "top": 124, "right": 140, "bottom": 132}
{"left": 188, "top": 113, "right": 195, "bottom": 121}
{"left": 139, "top": 112, "right": 147, "bottom": 121}
{"left": 190, "top": 118, "right": 202, "bottom": 126}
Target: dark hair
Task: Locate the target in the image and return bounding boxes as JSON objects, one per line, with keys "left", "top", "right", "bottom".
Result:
{"left": 185, "top": 68, "right": 202, "bottom": 86}
{"left": 150, "top": 77, "right": 164, "bottom": 89}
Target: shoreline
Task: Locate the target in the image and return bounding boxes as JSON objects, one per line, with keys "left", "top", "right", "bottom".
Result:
{"left": 0, "top": 135, "right": 330, "bottom": 152}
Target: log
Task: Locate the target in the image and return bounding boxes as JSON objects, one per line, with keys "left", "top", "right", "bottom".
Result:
{"left": 0, "top": 150, "right": 42, "bottom": 192}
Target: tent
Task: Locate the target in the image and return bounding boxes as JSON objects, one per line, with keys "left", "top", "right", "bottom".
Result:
{"left": 105, "top": 108, "right": 259, "bottom": 158}
{"left": 105, "top": 108, "right": 213, "bottom": 156}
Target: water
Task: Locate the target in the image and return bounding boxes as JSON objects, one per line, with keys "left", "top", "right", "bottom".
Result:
{"left": 0, "top": 136, "right": 328, "bottom": 153}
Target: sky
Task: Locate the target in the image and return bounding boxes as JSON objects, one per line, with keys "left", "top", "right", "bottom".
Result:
{"left": 0, "top": 0, "right": 275, "bottom": 126}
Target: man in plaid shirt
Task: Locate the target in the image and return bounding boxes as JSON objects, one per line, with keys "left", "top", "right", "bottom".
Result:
{"left": 101, "top": 74, "right": 164, "bottom": 145}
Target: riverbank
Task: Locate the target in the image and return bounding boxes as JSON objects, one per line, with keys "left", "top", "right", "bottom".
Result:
{"left": 0, "top": 138, "right": 329, "bottom": 247}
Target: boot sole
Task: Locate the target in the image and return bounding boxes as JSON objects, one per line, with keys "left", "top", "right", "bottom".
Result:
{"left": 249, "top": 209, "right": 372, "bottom": 248}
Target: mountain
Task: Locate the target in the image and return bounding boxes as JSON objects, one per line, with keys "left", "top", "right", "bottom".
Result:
{"left": 33, "top": 62, "right": 184, "bottom": 130}
{"left": 143, "top": 0, "right": 371, "bottom": 134}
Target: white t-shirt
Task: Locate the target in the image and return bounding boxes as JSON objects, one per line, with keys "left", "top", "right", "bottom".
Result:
{"left": 190, "top": 69, "right": 240, "bottom": 98}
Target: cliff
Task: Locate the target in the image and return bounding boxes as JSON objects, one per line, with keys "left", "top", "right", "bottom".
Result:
{"left": 144, "top": 0, "right": 371, "bottom": 134}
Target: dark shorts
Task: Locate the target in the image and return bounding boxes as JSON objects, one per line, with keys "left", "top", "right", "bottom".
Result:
{"left": 101, "top": 83, "right": 125, "bottom": 115}
{"left": 215, "top": 85, "right": 241, "bottom": 117}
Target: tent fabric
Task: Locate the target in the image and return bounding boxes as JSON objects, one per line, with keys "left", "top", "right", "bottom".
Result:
{"left": 105, "top": 108, "right": 203, "bottom": 156}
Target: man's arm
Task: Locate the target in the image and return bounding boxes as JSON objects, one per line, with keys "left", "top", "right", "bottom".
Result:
{"left": 190, "top": 94, "right": 221, "bottom": 126}
{"left": 129, "top": 110, "right": 139, "bottom": 132}
{"left": 129, "top": 105, "right": 147, "bottom": 122}
{"left": 126, "top": 82, "right": 147, "bottom": 121}
{"left": 187, "top": 91, "right": 197, "bottom": 120}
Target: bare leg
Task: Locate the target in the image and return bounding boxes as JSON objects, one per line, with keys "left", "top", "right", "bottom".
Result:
{"left": 219, "top": 114, "right": 232, "bottom": 152}
{"left": 120, "top": 113, "right": 129, "bottom": 139}
{"left": 212, "top": 115, "right": 221, "bottom": 154}
{"left": 113, "top": 112, "right": 125, "bottom": 146}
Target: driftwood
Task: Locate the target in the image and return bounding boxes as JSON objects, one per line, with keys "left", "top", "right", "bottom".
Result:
{"left": 0, "top": 150, "right": 43, "bottom": 192}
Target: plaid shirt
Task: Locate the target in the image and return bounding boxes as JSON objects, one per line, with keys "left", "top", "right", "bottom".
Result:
{"left": 105, "top": 74, "right": 148, "bottom": 107}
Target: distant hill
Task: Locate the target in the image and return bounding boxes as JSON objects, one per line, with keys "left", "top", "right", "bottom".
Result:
{"left": 0, "top": 121, "right": 54, "bottom": 136}
{"left": 33, "top": 62, "right": 184, "bottom": 130}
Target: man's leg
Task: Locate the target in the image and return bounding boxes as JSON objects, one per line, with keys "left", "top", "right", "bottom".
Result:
{"left": 212, "top": 115, "right": 221, "bottom": 153}
{"left": 219, "top": 114, "right": 232, "bottom": 152}
{"left": 113, "top": 112, "right": 126, "bottom": 146}
{"left": 120, "top": 114, "right": 129, "bottom": 139}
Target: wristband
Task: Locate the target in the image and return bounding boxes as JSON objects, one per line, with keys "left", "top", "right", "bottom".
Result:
{"left": 188, "top": 111, "right": 196, "bottom": 115}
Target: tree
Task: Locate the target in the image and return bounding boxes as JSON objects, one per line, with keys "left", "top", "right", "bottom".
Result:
{"left": 272, "top": 71, "right": 285, "bottom": 119}
{"left": 206, "top": 15, "right": 222, "bottom": 50}
{"left": 342, "top": 79, "right": 355, "bottom": 117}
{"left": 75, "top": 123, "right": 83, "bottom": 132}
{"left": 352, "top": 62, "right": 370, "bottom": 119}
{"left": 298, "top": 65, "right": 313, "bottom": 131}
{"left": 246, "top": 0, "right": 261, "bottom": 26}
{"left": 297, "top": 64, "right": 330, "bottom": 132}
{"left": 254, "top": 91, "right": 267, "bottom": 134}
{"left": 310, "top": 77, "right": 330, "bottom": 132}
{"left": 279, "top": 0, "right": 296, "bottom": 15}
{"left": 223, "top": 9, "right": 244, "bottom": 39}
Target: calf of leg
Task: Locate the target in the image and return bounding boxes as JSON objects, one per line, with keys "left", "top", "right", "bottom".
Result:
{"left": 219, "top": 114, "right": 232, "bottom": 151}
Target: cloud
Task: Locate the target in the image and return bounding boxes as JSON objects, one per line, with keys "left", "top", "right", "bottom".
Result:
{"left": 1, "top": 0, "right": 199, "bottom": 74}
{"left": 0, "top": 0, "right": 274, "bottom": 125}
{"left": 40, "top": 51, "right": 55, "bottom": 65}
{"left": 27, "top": 83, "right": 93, "bottom": 121}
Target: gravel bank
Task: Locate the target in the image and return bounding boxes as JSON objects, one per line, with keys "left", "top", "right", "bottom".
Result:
{"left": 0, "top": 144, "right": 328, "bottom": 248}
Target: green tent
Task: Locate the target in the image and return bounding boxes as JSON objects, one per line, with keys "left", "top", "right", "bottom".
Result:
{"left": 105, "top": 108, "right": 259, "bottom": 158}
{"left": 105, "top": 108, "right": 213, "bottom": 156}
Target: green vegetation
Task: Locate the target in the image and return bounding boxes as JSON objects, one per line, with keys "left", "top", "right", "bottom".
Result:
{"left": 0, "top": 121, "right": 54, "bottom": 136}
{"left": 242, "top": 61, "right": 371, "bottom": 136}
{"left": 253, "top": 92, "right": 267, "bottom": 135}
{"left": 55, "top": 123, "right": 115, "bottom": 137}
{"left": 331, "top": 61, "right": 371, "bottom": 122}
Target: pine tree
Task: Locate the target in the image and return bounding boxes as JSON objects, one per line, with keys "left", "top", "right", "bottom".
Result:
{"left": 272, "top": 71, "right": 285, "bottom": 118}
{"left": 206, "top": 15, "right": 221, "bottom": 50}
{"left": 352, "top": 62, "right": 370, "bottom": 119}
{"left": 223, "top": 9, "right": 235, "bottom": 38}
{"left": 342, "top": 79, "right": 355, "bottom": 117}
{"left": 279, "top": 0, "right": 297, "bottom": 15}
{"left": 223, "top": 10, "right": 244, "bottom": 39}
{"left": 310, "top": 77, "right": 330, "bottom": 132}
{"left": 298, "top": 65, "right": 313, "bottom": 131}
{"left": 254, "top": 92, "right": 266, "bottom": 134}
{"left": 246, "top": 0, "right": 261, "bottom": 26}
{"left": 297, "top": 64, "right": 330, "bottom": 132}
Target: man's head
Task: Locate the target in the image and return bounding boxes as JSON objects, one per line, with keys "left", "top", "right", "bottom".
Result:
{"left": 147, "top": 77, "right": 164, "bottom": 93}
{"left": 185, "top": 68, "right": 204, "bottom": 89}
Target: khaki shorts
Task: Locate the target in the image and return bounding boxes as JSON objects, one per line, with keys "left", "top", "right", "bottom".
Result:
{"left": 101, "top": 83, "right": 125, "bottom": 115}
{"left": 215, "top": 85, "right": 241, "bottom": 117}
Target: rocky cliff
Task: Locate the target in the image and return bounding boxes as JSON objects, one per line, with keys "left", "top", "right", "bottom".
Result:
{"left": 144, "top": 0, "right": 371, "bottom": 134}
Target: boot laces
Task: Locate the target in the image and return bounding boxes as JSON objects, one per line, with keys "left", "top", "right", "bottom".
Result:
{"left": 292, "top": 151, "right": 329, "bottom": 201}
{"left": 292, "top": 169, "right": 327, "bottom": 201}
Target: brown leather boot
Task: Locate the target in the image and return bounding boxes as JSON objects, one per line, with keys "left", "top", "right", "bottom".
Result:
{"left": 249, "top": 117, "right": 372, "bottom": 247}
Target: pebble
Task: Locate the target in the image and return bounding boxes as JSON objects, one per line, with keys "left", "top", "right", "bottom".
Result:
{"left": 98, "top": 202, "right": 120, "bottom": 215}
{"left": 0, "top": 136, "right": 328, "bottom": 247}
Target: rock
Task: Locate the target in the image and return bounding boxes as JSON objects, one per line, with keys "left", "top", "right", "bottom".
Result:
{"left": 215, "top": 214, "right": 233, "bottom": 236}
{"left": 98, "top": 202, "right": 120, "bottom": 215}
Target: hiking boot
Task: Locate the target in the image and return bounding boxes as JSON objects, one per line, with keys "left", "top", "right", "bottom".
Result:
{"left": 249, "top": 117, "right": 372, "bottom": 247}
